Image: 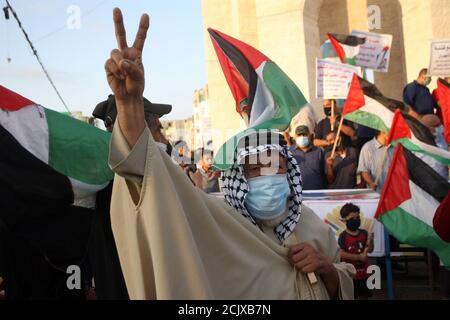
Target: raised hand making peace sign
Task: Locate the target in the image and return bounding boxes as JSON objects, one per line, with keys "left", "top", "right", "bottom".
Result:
{"left": 105, "top": 8, "right": 149, "bottom": 146}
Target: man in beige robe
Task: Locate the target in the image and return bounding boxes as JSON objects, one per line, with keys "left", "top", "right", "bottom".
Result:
{"left": 105, "top": 8, "right": 355, "bottom": 300}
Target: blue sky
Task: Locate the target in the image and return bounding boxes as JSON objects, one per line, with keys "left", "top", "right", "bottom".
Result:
{"left": 0, "top": 0, "right": 206, "bottom": 120}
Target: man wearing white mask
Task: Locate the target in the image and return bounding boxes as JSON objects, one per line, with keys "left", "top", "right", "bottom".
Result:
{"left": 290, "top": 126, "right": 326, "bottom": 190}
{"left": 105, "top": 8, "right": 355, "bottom": 300}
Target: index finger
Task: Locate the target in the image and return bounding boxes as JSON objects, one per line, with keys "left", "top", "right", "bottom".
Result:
{"left": 288, "top": 243, "right": 306, "bottom": 258}
{"left": 133, "top": 13, "right": 150, "bottom": 52}
{"left": 113, "top": 8, "right": 128, "bottom": 50}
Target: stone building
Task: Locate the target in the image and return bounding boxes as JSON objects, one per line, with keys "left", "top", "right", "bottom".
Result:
{"left": 193, "top": 85, "right": 213, "bottom": 150}
{"left": 161, "top": 117, "right": 195, "bottom": 150}
{"left": 201, "top": 0, "right": 450, "bottom": 152}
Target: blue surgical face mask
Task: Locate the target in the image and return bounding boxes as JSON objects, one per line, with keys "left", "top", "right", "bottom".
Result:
{"left": 244, "top": 174, "right": 290, "bottom": 220}
{"left": 296, "top": 136, "right": 310, "bottom": 148}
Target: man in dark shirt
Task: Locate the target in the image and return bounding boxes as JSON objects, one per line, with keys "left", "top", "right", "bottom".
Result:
{"left": 314, "top": 99, "right": 356, "bottom": 149}
{"left": 324, "top": 132, "right": 357, "bottom": 189}
{"left": 403, "top": 68, "right": 436, "bottom": 116}
{"left": 355, "top": 124, "right": 377, "bottom": 152}
{"left": 290, "top": 126, "right": 325, "bottom": 190}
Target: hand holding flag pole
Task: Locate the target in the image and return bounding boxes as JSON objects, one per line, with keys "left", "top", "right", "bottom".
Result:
{"left": 330, "top": 117, "right": 344, "bottom": 159}
{"left": 330, "top": 100, "right": 335, "bottom": 131}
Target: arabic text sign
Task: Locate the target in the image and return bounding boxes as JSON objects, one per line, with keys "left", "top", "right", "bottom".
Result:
{"left": 316, "top": 59, "right": 359, "bottom": 99}
{"left": 429, "top": 39, "right": 450, "bottom": 76}
{"left": 351, "top": 30, "right": 392, "bottom": 72}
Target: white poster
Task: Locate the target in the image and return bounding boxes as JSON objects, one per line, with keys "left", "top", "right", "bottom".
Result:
{"left": 351, "top": 30, "right": 393, "bottom": 73}
{"left": 302, "top": 189, "right": 385, "bottom": 257}
{"left": 316, "top": 58, "right": 360, "bottom": 100}
{"left": 428, "top": 39, "right": 450, "bottom": 76}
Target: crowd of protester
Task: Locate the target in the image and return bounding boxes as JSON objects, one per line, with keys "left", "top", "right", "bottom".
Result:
{"left": 279, "top": 68, "right": 449, "bottom": 193}
{"left": 171, "top": 68, "right": 449, "bottom": 196}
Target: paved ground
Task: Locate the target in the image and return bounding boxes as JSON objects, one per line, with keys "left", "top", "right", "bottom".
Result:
{"left": 364, "top": 257, "right": 447, "bottom": 300}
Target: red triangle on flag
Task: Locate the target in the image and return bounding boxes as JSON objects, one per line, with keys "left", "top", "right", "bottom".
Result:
{"left": 208, "top": 28, "right": 269, "bottom": 70}
{"left": 375, "top": 144, "right": 412, "bottom": 219}
{"left": 343, "top": 74, "right": 365, "bottom": 115}
{"left": 0, "top": 85, "right": 34, "bottom": 111}
{"left": 210, "top": 37, "right": 250, "bottom": 113}
{"left": 327, "top": 33, "right": 346, "bottom": 63}
{"left": 437, "top": 78, "right": 450, "bottom": 144}
{"left": 386, "top": 109, "right": 412, "bottom": 145}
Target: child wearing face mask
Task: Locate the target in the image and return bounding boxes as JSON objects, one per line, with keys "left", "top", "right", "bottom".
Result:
{"left": 338, "top": 203, "right": 374, "bottom": 299}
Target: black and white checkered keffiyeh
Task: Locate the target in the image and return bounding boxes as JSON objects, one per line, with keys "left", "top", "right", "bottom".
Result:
{"left": 220, "top": 143, "right": 303, "bottom": 242}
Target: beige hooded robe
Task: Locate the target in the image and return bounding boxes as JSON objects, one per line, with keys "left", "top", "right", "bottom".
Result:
{"left": 108, "top": 124, "right": 355, "bottom": 300}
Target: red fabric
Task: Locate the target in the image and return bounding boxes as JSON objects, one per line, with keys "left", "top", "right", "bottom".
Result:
{"left": 210, "top": 36, "right": 250, "bottom": 114}
{"left": 375, "top": 144, "right": 412, "bottom": 219}
{"left": 339, "top": 230, "right": 369, "bottom": 280}
{"left": 433, "top": 191, "right": 450, "bottom": 243}
{"left": 386, "top": 109, "right": 412, "bottom": 145}
{"left": 432, "top": 89, "right": 444, "bottom": 123}
{"left": 327, "top": 33, "right": 346, "bottom": 63}
{"left": 342, "top": 74, "right": 365, "bottom": 115}
{"left": 208, "top": 28, "right": 269, "bottom": 70}
{"left": 0, "top": 85, "right": 34, "bottom": 111}
{"left": 436, "top": 79, "right": 450, "bottom": 144}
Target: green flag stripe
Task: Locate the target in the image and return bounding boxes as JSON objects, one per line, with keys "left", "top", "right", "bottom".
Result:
{"left": 392, "top": 138, "right": 450, "bottom": 165}
{"left": 379, "top": 206, "right": 450, "bottom": 267}
{"left": 344, "top": 109, "right": 390, "bottom": 133}
{"left": 45, "top": 108, "right": 113, "bottom": 185}
{"left": 262, "top": 61, "right": 307, "bottom": 124}
{"left": 213, "top": 61, "right": 307, "bottom": 170}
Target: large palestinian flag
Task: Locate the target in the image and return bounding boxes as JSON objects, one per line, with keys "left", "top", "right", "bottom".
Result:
{"left": 375, "top": 144, "right": 450, "bottom": 266}
{"left": 208, "top": 28, "right": 308, "bottom": 170}
{"left": 0, "top": 85, "right": 113, "bottom": 200}
{"left": 327, "top": 33, "right": 366, "bottom": 65}
{"left": 343, "top": 75, "right": 450, "bottom": 165}
{"left": 436, "top": 78, "right": 450, "bottom": 144}
{"left": 386, "top": 109, "right": 450, "bottom": 165}
{"left": 343, "top": 74, "right": 405, "bottom": 132}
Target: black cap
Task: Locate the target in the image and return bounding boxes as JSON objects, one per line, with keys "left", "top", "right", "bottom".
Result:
{"left": 295, "top": 125, "right": 310, "bottom": 136}
{"left": 92, "top": 94, "right": 172, "bottom": 128}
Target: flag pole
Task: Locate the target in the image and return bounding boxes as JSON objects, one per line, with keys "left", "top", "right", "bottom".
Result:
{"left": 330, "top": 117, "right": 344, "bottom": 158}
{"left": 331, "top": 99, "right": 335, "bottom": 131}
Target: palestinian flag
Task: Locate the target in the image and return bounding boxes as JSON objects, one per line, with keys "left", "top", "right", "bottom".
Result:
{"left": 0, "top": 122, "right": 74, "bottom": 205}
{"left": 436, "top": 78, "right": 450, "bottom": 144}
{"left": 208, "top": 28, "right": 308, "bottom": 170}
{"left": 375, "top": 144, "right": 450, "bottom": 266}
{"left": 327, "top": 33, "right": 365, "bottom": 65}
{"left": 386, "top": 109, "right": 450, "bottom": 165}
{"left": 343, "top": 74, "right": 406, "bottom": 133}
{"left": 0, "top": 85, "right": 113, "bottom": 200}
